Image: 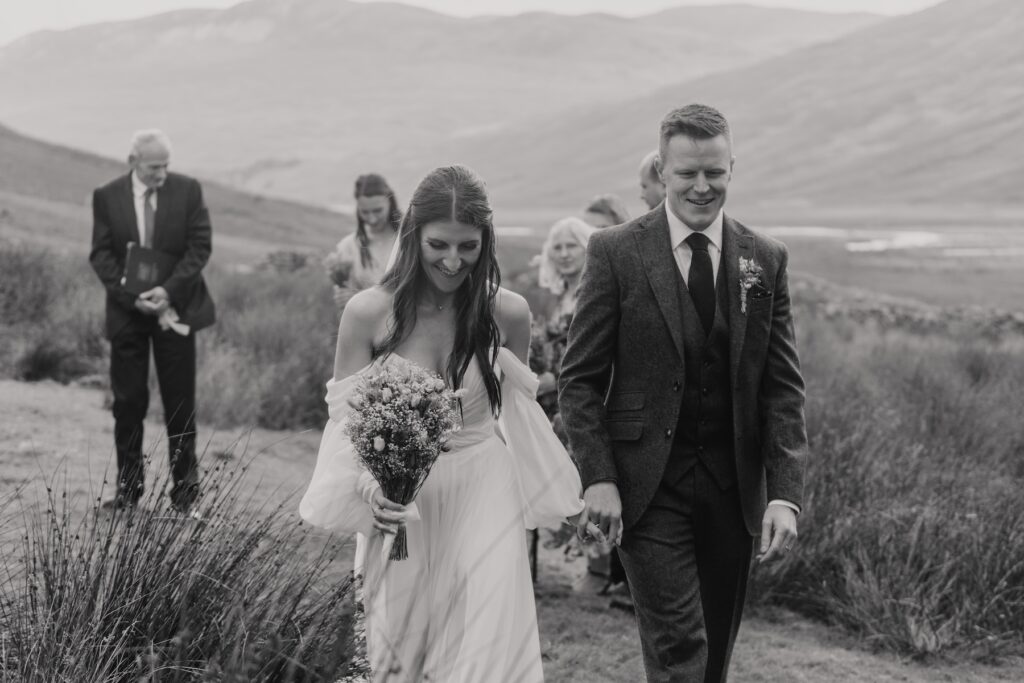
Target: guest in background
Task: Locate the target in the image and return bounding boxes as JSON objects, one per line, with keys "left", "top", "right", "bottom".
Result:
{"left": 325, "top": 173, "right": 401, "bottom": 310}
{"left": 89, "top": 129, "right": 214, "bottom": 513}
{"left": 533, "top": 217, "right": 597, "bottom": 421}
{"left": 638, "top": 150, "right": 666, "bottom": 210}
{"left": 583, "top": 194, "right": 631, "bottom": 229}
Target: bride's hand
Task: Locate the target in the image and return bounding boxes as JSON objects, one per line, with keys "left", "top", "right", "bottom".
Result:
{"left": 370, "top": 489, "right": 407, "bottom": 535}
{"left": 566, "top": 511, "right": 607, "bottom": 545}
{"left": 537, "top": 371, "right": 557, "bottom": 396}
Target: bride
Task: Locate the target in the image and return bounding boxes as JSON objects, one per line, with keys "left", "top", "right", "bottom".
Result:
{"left": 299, "top": 165, "right": 593, "bottom": 682}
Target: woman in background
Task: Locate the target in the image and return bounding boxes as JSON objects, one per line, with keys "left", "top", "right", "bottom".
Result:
{"left": 533, "top": 217, "right": 597, "bottom": 418}
{"left": 582, "top": 193, "right": 630, "bottom": 229}
{"left": 326, "top": 173, "right": 401, "bottom": 310}
{"left": 527, "top": 218, "right": 597, "bottom": 582}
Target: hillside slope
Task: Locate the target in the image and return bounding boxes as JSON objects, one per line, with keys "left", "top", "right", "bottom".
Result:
{"left": 0, "top": 123, "right": 346, "bottom": 260}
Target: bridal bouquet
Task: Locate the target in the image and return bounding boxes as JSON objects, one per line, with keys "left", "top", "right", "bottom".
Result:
{"left": 345, "top": 360, "right": 462, "bottom": 561}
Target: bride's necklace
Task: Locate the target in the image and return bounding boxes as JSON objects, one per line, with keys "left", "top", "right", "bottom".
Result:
{"left": 423, "top": 298, "right": 451, "bottom": 312}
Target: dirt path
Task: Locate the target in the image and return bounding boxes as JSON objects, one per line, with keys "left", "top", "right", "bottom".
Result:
{"left": 2, "top": 379, "right": 1020, "bottom": 682}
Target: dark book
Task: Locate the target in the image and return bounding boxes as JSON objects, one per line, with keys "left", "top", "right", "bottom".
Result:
{"left": 121, "top": 243, "right": 178, "bottom": 295}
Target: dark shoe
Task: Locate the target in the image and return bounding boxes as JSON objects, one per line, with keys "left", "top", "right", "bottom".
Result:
{"left": 170, "top": 500, "right": 204, "bottom": 522}
{"left": 170, "top": 481, "right": 199, "bottom": 512}
{"left": 609, "top": 594, "right": 635, "bottom": 613}
{"left": 101, "top": 496, "right": 138, "bottom": 511}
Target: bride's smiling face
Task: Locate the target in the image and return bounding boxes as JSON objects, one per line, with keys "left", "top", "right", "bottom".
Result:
{"left": 418, "top": 220, "right": 483, "bottom": 294}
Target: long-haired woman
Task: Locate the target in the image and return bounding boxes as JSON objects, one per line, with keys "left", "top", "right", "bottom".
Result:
{"left": 301, "top": 165, "right": 590, "bottom": 681}
{"left": 326, "top": 173, "right": 401, "bottom": 309}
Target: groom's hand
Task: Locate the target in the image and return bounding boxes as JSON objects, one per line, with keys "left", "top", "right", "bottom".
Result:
{"left": 579, "top": 482, "right": 622, "bottom": 546}
{"left": 758, "top": 504, "right": 798, "bottom": 564}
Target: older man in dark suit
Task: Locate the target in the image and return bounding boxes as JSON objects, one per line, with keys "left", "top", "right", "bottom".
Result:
{"left": 89, "top": 129, "right": 215, "bottom": 512}
{"left": 559, "top": 104, "right": 807, "bottom": 682}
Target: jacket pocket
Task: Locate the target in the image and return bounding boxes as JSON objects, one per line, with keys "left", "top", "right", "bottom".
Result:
{"left": 747, "top": 294, "right": 773, "bottom": 312}
{"left": 605, "top": 391, "right": 645, "bottom": 412}
{"left": 606, "top": 421, "right": 644, "bottom": 441}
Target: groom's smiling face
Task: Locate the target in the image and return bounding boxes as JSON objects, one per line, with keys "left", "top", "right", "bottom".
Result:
{"left": 659, "top": 134, "right": 734, "bottom": 232}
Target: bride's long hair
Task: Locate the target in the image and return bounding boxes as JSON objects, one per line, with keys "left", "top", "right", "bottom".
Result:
{"left": 377, "top": 165, "right": 503, "bottom": 414}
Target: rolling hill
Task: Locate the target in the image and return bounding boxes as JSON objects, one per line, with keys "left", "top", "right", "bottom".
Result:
{"left": 0, "top": 0, "right": 880, "bottom": 208}
{"left": 0, "top": 123, "right": 346, "bottom": 260}
{"left": 433, "top": 0, "right": 1024, "bottom": 224}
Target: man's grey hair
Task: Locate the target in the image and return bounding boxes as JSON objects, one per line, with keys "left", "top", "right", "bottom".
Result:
{"left": 129, "top": 129, "right": 172, "bottom": 157}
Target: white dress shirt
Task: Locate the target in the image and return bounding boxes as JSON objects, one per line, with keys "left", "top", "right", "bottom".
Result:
{"left": 131, "top": 171, "right": 157, "bottom": 246}
{"left": 666, "top": 203, "right": 723, "bottom": 284}
{"left": 664, "top": 204, "right": 799, "bottom": 516}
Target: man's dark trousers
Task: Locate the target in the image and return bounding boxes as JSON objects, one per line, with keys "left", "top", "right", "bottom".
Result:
{"left": 618, "top": 464, "right": 752, "bottom": 683}
{"left": 111, "top": 311, "right": 198, "bottom": 508}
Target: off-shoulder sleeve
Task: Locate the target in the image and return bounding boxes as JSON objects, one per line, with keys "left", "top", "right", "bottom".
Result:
{"left": 496, "top": 347, "right": 585, "bottom": 529}
{"left": 299, "top": 373, "right": 376, "bottom": 536}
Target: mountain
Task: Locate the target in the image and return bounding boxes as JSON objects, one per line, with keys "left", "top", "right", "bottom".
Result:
{"left": 0, "top": 123, "right": 346, "bottom": 260}
{"left": 431, "top": 0, "right": 1024, "bottom": 224}
{"left": 0, "top": 0, "right": 880, "bottom": 208}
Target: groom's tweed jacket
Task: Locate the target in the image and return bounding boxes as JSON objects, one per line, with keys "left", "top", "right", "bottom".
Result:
{"left": 557, "top": 206, "right": 807, "bottom": 535}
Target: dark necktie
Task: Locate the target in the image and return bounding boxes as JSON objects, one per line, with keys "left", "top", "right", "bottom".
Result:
{"left": 143, "top": 188, "right": 155, "bottom": 248}
{"left": 685, "top": 232, "right": 715, "bottom": 336}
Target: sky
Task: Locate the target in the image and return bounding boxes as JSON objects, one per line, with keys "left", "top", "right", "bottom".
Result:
{"left": 0, "top": 0, "right": 945, "bottom": 47}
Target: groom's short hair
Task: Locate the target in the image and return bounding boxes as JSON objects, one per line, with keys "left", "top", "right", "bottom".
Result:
{"left": 659, "top": 104, "right": 732, "bottom": 159}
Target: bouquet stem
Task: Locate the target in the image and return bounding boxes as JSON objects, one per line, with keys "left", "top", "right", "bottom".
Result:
{"left": 390, "top": 528, "right": 409, "bottom": 562}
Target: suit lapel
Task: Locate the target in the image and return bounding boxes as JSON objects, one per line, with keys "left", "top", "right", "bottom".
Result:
{"left": 152, "top": 177, "right": 172, "bottom": 249}
{"left": 116, "top": 174, "right": 140, "bottom": 244}
{"left": 635, "top": 210, "right": 686, "bottom": 362}
{"left": 723, "top": 215, "right": 754, "bottom": 389}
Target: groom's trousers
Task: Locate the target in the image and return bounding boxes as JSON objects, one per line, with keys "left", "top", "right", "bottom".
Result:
{"left": 618, "top": 461, "right": 753, "bottom": 683}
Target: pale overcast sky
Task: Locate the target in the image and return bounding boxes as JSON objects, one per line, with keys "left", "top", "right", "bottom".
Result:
{"left": 0, "top": 0, "right": 945, "bottom": 46}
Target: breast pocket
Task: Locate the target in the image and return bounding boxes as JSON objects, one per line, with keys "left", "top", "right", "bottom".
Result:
{"left": 603, "top": 391, "right": 645, "bottom": 441}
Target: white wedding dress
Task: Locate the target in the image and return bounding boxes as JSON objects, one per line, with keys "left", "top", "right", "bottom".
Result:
{"left": 300, "top": 348, "right": 584, "bottom": 683}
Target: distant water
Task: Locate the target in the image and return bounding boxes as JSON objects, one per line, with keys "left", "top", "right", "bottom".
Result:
{"left": 762, "top": 226, "right": 947, "bottom": 254}
{"left": 845, "top": 231, "right": 943, "bottom": 253}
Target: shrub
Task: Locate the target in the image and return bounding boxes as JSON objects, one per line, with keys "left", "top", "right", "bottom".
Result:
{"left": 752, "top": 317, "right": 1024, "bottom": 658}
{"left": 0, "top": 458, "right": 360, "bottom": 681}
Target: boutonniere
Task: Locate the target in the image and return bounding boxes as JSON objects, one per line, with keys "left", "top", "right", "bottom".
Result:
{"left": 738, "top": 257, "right": 763, "bottom": 314}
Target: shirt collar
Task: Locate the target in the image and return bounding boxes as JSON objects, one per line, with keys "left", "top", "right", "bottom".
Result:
{"left": 666, "top": 202, "right": 723, "bottom": 252}
{"left": 131, "top": 171, "right": 152, "bottom": 198}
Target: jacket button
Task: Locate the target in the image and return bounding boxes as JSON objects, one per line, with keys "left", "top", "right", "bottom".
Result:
{"left": 702, "top": 387, "right": 710, "bottom": 396}
{"left": 672, "top": 381, "right": 681, "bottom": 391}
{"left": 664, "top": 428, "right": 673, "bottom": 438}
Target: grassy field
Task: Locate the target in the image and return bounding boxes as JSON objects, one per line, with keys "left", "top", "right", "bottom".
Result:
{"left": 2, "top": 379, "right": 1021, "bottom": 681}
{"left": 2, "top": 236, "right": 1024, "bottom": 678}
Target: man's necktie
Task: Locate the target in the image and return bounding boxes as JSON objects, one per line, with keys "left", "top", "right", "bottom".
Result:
{"left": 143, "top": 188, "right": 155, "bottom": 248}
{"left": 685, "top": 232, "right": 715, "bottom": 336}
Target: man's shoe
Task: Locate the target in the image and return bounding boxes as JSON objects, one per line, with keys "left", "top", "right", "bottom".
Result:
{"left": 170, "top": 502, "right": 204, "bottom": 522}
{"left": 100, "top": 496, "right": 137, "bottom": 511}
{"left": 609, "top": 594, "right": 635, "bottom": 613}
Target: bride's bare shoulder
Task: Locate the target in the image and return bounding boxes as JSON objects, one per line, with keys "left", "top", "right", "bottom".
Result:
{"left": 342, "top": 286, "right": 393, "bottom": 326}
{"left": 494, "top": 286, "right": 531, "bottom": 325}
{"left": 494, "top": 287, "right": 531, "bottom": 352}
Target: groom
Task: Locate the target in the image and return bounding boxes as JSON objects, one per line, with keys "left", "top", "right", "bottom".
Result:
{"left": 559, "top": 103, "right": 807, "bottom": 682}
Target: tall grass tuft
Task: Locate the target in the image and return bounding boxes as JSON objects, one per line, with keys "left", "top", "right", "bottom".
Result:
{"left": 0, "top": 241, "right": 106, "bottom": 382}
{"left": 196, "top": 265, "right": 338, "bottom": 430}
{"left": 752, "top": 317, "right": 1024, "bottom": 659}
{"left": 0, "top": 459, "right": 359, "bottom": 681}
